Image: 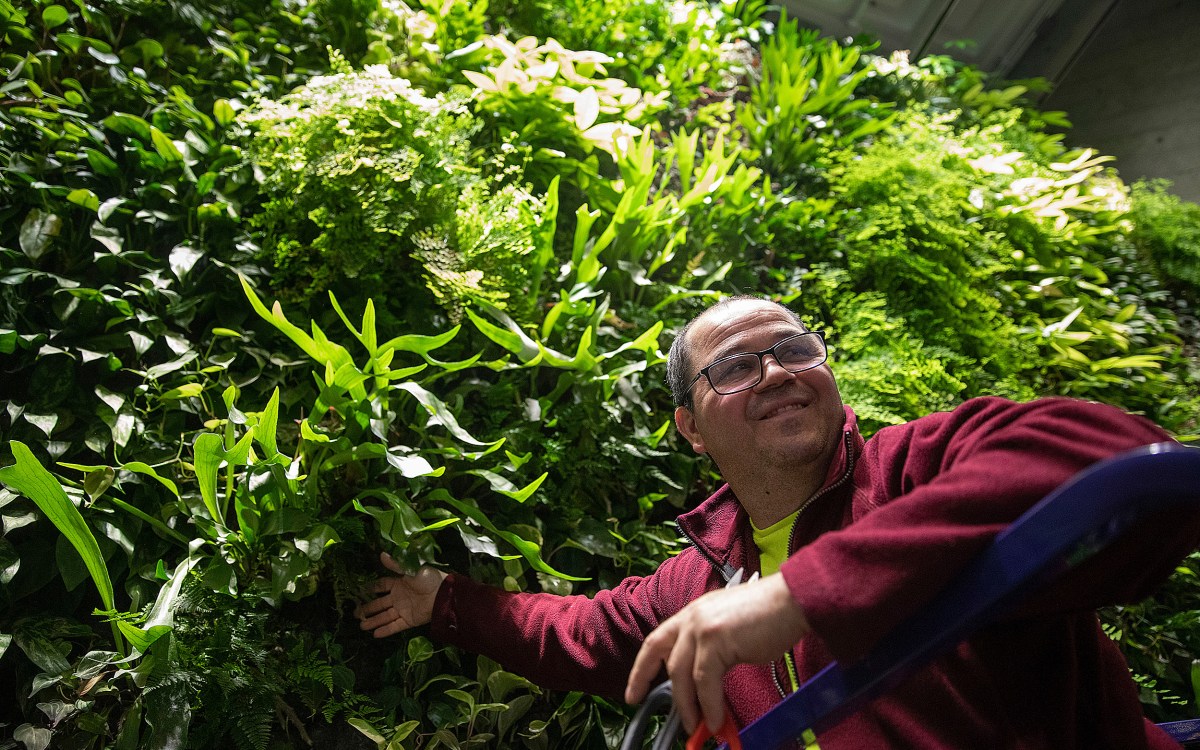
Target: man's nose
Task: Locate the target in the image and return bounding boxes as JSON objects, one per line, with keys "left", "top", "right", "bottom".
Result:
{"left": 755, "top": 354, "right": 792, "bottom": 389}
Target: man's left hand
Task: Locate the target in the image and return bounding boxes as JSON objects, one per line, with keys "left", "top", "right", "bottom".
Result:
{"left": 624, "top": 574, "right": 810, "bottom": 734}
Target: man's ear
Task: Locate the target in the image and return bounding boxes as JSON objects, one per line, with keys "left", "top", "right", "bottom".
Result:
{"left": 674, "top": 406, "right": 707, "bottom": 455}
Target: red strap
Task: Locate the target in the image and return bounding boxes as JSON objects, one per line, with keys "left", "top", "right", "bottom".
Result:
{"left": 686, "top": 711, "right": 742, "bottom": 750}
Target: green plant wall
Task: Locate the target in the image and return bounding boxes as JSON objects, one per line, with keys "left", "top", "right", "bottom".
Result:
{"left": 3, "top": 0, "right": 1200, "bottom": 747}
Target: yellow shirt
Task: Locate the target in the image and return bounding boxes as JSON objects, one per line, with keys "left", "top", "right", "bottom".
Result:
{"left": 752, "top": 510, "right": 821, "bottom": 749}
{"left": 752, "top": 510, "right": 797, "bottom": 578}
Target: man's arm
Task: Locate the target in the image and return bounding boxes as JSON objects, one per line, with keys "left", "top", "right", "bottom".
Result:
{"left": 358, "top": 546, "right": 719, "bottom": 699}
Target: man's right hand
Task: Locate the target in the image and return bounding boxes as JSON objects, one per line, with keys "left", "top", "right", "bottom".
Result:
{"left": 356, "top": 552, "right": 448, "bottom": 638}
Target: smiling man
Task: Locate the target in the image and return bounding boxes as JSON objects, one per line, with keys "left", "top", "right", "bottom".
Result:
{"left": 358, "top": 296, "right": 1197, "bottom": 749}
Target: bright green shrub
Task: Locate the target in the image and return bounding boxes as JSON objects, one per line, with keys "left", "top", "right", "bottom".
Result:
{"left": 488, "top": 0, "right": 765, "bottom": 121}
{"left": 1130, "top": 180, "right": 1200, "bottom": 300}
{"left": 241, "top": 61, "right": 553, "bottom": 322}
{"left": 807, "top": 113, "right": 1035, "bottom": 393}
{"left": 736, "top": 17, "right": 895, "bottom": 190}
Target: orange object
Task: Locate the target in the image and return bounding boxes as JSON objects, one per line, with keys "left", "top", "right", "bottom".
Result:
{"left": 686, "top": 711, "right": 742, "bottom": 750}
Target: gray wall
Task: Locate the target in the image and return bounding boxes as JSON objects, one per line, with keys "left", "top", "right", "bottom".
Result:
{"left": 1034, "top": 0, "right": 1200, "bottom": 202}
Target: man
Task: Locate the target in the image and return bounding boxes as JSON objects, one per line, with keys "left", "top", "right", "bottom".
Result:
{"left": 358, "top": 296, "right": 1197, "bottom": 748}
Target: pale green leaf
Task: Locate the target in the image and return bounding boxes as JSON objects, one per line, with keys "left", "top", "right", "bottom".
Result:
{"left": 0, "top": 443, "right": 115, "bottom": 612}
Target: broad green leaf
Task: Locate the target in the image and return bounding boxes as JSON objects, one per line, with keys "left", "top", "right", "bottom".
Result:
{"left": 168, "top": 245, "right": 203, "bottom": 279}
{"left": 330, "top": 294, "right": 379, "bottom": 355}
{"left": 67, "top": 188, "right": 100, "bottom": 212}
{"left": 193, "top": 433, "right": 225, "bottom": 524}
{"left": 145, "top": 554, "right": 200, "bottom": 628}
{"left": 349, "top": 718, "right": 385, "bottom": 744}
{"left": 465, "top": 307, "right": 533, "bottom": 358}
{"left": 115, "top": 623, "right": 172, "bottom": 654}
{"left": 149, "top": 126, "right": 183, "bottom": 162}
{"left": 598, "top": 321, "right": 663, "bottom": 360}
{"left": 104, "top": 112, "right": 152, "bottom": 142}
{"left": 385, "top": 451, "right": 444, "bottom": 479}
{"left": 241, "top": 274, "right": 354, "bottom": 371}
{"left": 119, "top": 461, "right": 180, "bottom": 498}
{"left": 42, "top": 5, "right": 69, "bottom": 28}
{"left": 83, "top": 467, "right": 115, "bottom": 500}
{"left": 377, "top": 326, "right": 461, "bottom": 357}
{"left": 254, "top": 389, "right": 281, "bottom": 458}
{"left": 160, "top": 383, "right": 203, "bottom": 401}
{"left": 393, "top": 382, "right": 502, "bottom": 449}
{"left": 213, "top": 98, "right": 236, "bottom": 127}
{"left": 222, "top": 430, "right": 255, "bottom": 466}
{"left": 19, "top": 209, "right": 61, "bottom": 260}
{"left": 85, "top": 148, "right": 120, "bottom": 177}
{"left": 435, "top": 491, "right": 587, "bottom": 581}
{"left": 574, "top": 86, "right": 600, "bottom": 130}
{"left": 295, "top": 524, "right": 340, "bottom": 561}
{"left": 468, "top": 470, "right": 548, "bottom": 504}
{"left": 300, "top": 421, "right": 332, "bottom": 443}
{"left": 87, "top": 45, "right": 120, "bottom": 65}
{"left": 0, "top": 443, "right": 120, "bottom": 643}
{"left": 14, "top": 725, "right": 52, "bottom": 750}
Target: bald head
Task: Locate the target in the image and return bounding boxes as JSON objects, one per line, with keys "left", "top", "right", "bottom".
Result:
{"left": 666, "top": 297, "right": 806, "bottom": 408}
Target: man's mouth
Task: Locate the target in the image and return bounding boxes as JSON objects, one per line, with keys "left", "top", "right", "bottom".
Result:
{"left": 759, "top": 400, "right": 808, "bottom": 420}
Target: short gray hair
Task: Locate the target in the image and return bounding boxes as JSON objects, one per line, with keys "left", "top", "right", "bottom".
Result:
{"left": 666, "top": 296, "right": 806, "bottom": 408}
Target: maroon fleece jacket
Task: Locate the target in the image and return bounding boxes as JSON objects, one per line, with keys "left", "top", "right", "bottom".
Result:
{"left": 431, "top": 397, "right": 1199, "bottom": 748}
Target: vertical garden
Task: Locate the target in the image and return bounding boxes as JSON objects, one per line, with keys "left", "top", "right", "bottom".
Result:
{"left": 2, "top": 0, "right": 1199, "bottom": 747}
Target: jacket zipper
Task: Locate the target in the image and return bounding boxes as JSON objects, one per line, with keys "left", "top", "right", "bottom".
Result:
{"left": 677, "top": 428, "right": 858, "bottom": 699}
{"left": 772, "top": 428, "right": 858, "bottom": 699}
{"left": 679, "top": 523, "right": 739, "bottom": 583}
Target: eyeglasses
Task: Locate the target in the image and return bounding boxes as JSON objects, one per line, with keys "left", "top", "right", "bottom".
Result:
{"left": 687, "top": 332, "right": 827, "bottom": 399}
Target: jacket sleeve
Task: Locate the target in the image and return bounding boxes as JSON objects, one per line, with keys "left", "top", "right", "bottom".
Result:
{"left": 428, "top": 548, "right": 710, "bottom": 699}
{"left": 782, "top": 396, "right": 1200, "bottom": 664}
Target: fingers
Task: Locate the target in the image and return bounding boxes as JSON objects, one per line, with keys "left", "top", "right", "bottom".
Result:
{"left": 626, "top": 577, "right": 810, "bottom": 735}
{"left": 370, "top": 617, "right": 410, "bottom": 639}
{"left": 356, "top": 594, "right": 391, "bottom": 618}
{"left": 665, "top": 630, "right": 702, "bottom": 733}
{"left": 692, "top": 640, "right": 728, "bottom": 733}
{"left": 379, "top": 551, "right": 404, "bottom": 574}
{"left": 625, "top": 622, "right": 675, "bottom": 704}
{"left": 358, "top": 606, "right": 401, "bottom": 633}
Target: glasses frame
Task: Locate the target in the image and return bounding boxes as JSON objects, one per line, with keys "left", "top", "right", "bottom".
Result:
{"left": 686, "top": 331, "right": 827, "bottom": 402}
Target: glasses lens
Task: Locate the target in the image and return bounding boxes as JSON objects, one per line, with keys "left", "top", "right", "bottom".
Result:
{"left": 775, "top": 334, "right": 825, "bottom": 370}
{"left": 707, "top": 354, "right": 760, "bottom": 393}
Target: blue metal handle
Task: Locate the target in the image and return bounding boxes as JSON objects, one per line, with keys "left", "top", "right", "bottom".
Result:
{"left": 739, "top": 442, "right": 1200, "bottom": 749}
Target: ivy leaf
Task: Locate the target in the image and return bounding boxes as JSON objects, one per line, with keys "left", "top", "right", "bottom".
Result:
{"left": 67, "top": 188, "right": 100, "bottom": 212}
{"left": 168, "top": 245, "right": 203, "bottom": 279}
{"left": 149, "top": 127, "right": 183, "bottom": 162}
{"left": 19, "top": 209, "right": 62, "bottom": 260}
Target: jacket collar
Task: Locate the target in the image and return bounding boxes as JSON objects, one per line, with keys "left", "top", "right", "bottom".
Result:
{"left": 675, "top": 406, "right": 862, "bottom": 581}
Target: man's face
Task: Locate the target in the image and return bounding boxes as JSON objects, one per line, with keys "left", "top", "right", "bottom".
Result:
{"left": 674, "top": 300, "right": 845, "bottom": 479}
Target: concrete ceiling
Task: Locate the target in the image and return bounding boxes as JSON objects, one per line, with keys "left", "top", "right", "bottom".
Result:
{"left": 778, "top": 0, "right": 1118, "bottom": 81}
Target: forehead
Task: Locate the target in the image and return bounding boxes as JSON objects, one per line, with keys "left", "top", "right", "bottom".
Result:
{"left": 689, "top": 301, "right": 806, "bottom": 361}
